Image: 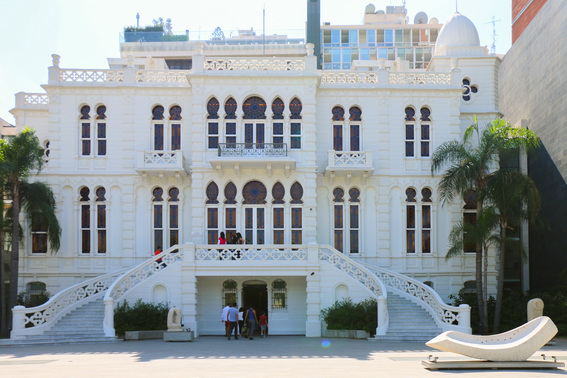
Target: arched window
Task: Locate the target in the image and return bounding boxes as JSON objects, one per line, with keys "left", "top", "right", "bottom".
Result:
{"left": 152, "top": 105, "right": 165, "bottom": 150}
{"left": 224, "top": 98, "right": 237, "bottom": 148}
{"left": 223, "top": 280, "right": 238, "bottom": 306}
{"left": 349, "top": 188, "right": 361, "bottom": 254}
{"left": 224, "top": 97, "right": 237, "bottom": 119}
{"left": 348, "top": 106, "right": 361, "bottom": 151}
{"left": 79, "top": 105, "right": 91, "bottom": 156}
{"left": 207, "top": 98, "right": 220, "bottom": 149}
{"left": 95, "top": 187, "right": 107, "bottom": 254}
{"left": 243, "top": 96, "right": 266, "bottom": 119}
{"left": 332, "top": 106, "right": 345, "bottom": 152}
{"left": 152, "top": 186, "right": 181, "bottom": 251}
{"left": 242, "top": 181, "right": 267, "bottom": 204}
{"left": 272, "top": 98, "right": 284, "bottom": 147}
{"left": 272, "top": 183, "right": 285, "bottom": 244}
{"left": 462, "top": 78, "right": 478, "bottom": 101}
{"left": 168, "top": 187, "right": 180, "bottom": 246}
{"left": 153, "top": 187, "right": 164, "bottom": 252}
{"left": 406, "top": 187, "right": 433, "bottom": 254}
{"left": 420, "top": 107, "right": 431, "bottom": 157}
{"left": 272, "top": 279, "right": 287, "bottom": 309}
{"left": 80, "top": 187, "right": 91, "bottom": 254}
{"left": 289, "top": 98, "right": 302, "bottom": 149}
{"left": 224, "top": 182, "right": 237, "bottom": 241}
{"left": 333, "top": 187, "right": 345, "bottom": 252}
{"left": 95, "top": 105, "right": 107, "bottom": 156}
{"left": 169, "top": 106, "right": 182, "bottom": 150}
{"left": 243, "top": 97, "right": 266, "bottom": 150}
{"left": 404, "top": 107, "right": 416, "bottom": 157}
{"left": 242, "top": 181, "right": 267, "bottom": 245}
{"left": 206, "top": 182, "right": 219, "bottom": 244}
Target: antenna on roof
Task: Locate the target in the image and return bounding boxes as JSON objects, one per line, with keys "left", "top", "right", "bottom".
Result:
{"left": 486, "top": 16, "right": 500, "bottom": 54}
{"left": 263, "top": 3, "right": 266, "bottom": 56}
{"left": 456, "top": 0, "right": 458, "bottom": 12}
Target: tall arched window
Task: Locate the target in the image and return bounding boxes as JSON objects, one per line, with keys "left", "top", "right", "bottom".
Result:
{"left": 95, "top": 187, "right": 107, "bottom": 254}
{"left": 206, "top": 182, "right": 219, "bottom": 244}
{"left": 80, "top": 187, "right": 91, "bottom": 253}
{"left": 207, "top": 97, "right": 220, "bottom": 149}
{"left": 404, "top": 107, "right": 416, "bottom": 157}
{"left": 168, "top": 187, "right": 180, "bottom": 246}
{"left": 421, "top": 188, "right": 432, "bottom": 254}
{"left": 224, "top": 182, "right": 237, "bottom": 241}
{"left": 348, "top": 106, "right": 361, "bottom": 151}
{"left": 333, "top": 187, "right": 345, "bottom": 252}
{"left": 333, "top": 187, "right": 361, "bottom": 254}
{"left": 420, "top": 107, "right": 431, "bottom": 157}
{"left": 349, "top": 188, "right": 361, "bottom": 254}
{"left": 243, "top": 181, "right": 267, "bottom": 244}
{"left": 224, "top": 97, "right": 237, "bottom": 147}
{"left": 290, "top": 182, "right": 303, "bottom": 244}
{"left": 332, "top": 106, "right": 345, "bottom": 152}
{"left": 406, "top": 188, "right": 417, "bottom": 253}
{"left": 272, "top": 182, "right": 285, "bottom": 244}
{"left": 80, "top": 105, "right": 91, "bottom": 156}
{"left": 152, "top": 187, "right": 164, "bottom": 252}
{"left": 272, "top": 98, "right": 284, "bottom": 147}
{"left": 463, "top": 189, "right": 478, "bottom": 254}
{"left": 169, "top": 105, "right": 182, "bottom": 150}
{"left": 289, "top": 98, "right": 302, "bottom": 149}
{"left": 243, "top": 96, "right": 266, "bottom": 149}
{"left": 152, "top": 105, "right": 165, "bottom": 150}
{"left": 95, "top": 105, "right": 107, "bottom": 156}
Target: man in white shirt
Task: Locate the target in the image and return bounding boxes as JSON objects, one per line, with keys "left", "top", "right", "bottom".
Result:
{"left": 221, "top": 304, "right": 230, "bottom": 336}
{"left": 227, "top": 303, "right": 239, "bottom": 340}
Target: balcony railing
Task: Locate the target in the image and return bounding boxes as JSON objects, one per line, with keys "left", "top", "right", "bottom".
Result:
{"left": 135, "top": 150, "right": 188, "bottom": 176}
{"left": 217, "top": 143, "right": 288, "bottom": 157}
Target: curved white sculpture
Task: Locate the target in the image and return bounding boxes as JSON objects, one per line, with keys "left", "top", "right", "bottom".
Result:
{"left": 426, "top": 316, "right": 558, "bottom": 362}
{"left": 167, "top": 307, "right": 183, "bottom": 332}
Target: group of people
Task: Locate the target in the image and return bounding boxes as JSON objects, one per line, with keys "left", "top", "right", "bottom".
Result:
{"left": 218, "top": 232, "right": 245, "bottom": 245}
{"left": 222, "top": 304, "right": 268, "bottom": 340}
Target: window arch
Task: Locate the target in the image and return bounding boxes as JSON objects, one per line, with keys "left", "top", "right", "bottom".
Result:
{"left": 206, "top": 182, "right": 219, "bottom": 204}
{"left": 332, "top": 106, "right": 345, "bottom": 121}
{"left": 243, "top": 96, "right": 266, "bottom": 119}
{"left": 169, "top": 106, "right": 182, "bottom": 150}
{"left": 207, "top": 98, "right": 220, "bottom": 119}
{"left": 272, "top": 279, "right": 287, "bottom": 309}
{"left": 242, "top": 181, "right": 267, "bottom": 204}
{"left": 272, "top": 98, "right": 284, "bottom": 119}
{"left": 289, "top": 98, "right": 302, "bottom": 149}
{"left": 207, "top": 98, "right": 220, "bottom": 149}
{"left": 224, "top": 97, "right": 237, "bottom": 119}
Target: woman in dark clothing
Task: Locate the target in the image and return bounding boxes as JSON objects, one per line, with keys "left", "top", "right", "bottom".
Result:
{"left": 244, "top": 306, "right": 258, "bottom": 340}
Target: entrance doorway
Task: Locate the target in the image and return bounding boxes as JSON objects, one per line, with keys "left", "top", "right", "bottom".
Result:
{"left": 242, "top": 280, "right": 268, "bottom": 318}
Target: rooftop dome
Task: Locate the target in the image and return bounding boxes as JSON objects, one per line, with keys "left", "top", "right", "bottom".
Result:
{"left": 435, "top": 12, "right": 480, "bottom": 50}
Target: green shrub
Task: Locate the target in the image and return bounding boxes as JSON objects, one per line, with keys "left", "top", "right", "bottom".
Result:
{"left": 321, "top": 298, "right": 377, "bottom": 336}
{"left": 449, "top": 286, "right": 567, "bottom": 335}
{"left": 16, "top": 291, "right": 50, "bottom": 307}
{"left": 114, "top": 299, "right": 169, "bottom": 336}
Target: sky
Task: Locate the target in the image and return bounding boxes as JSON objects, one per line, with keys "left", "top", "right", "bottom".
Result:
{"left": 0, "top": 0, "right": 511, "bottom": 124}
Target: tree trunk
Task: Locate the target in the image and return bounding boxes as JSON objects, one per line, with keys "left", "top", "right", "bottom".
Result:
{"left": 493, "top": 223, "right": 507, "bottom": 333}
{"left": 475, "top": 199, "right": 487, "bottom": 334}
{"left": 8, "top": 182, "right": 20, "bottom": 331}
{"left": 0, "top": 224, "right": 6, "bottom": 338}
{"left": 483, "top": 241, "right": 489, "bottom": 335}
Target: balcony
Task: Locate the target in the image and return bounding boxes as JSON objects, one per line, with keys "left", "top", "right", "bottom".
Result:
{"left": 135, "top": 150, "right": 188, "bottom": 177}
{"left": 325, "top": 151, "right": 374, "bottom": 184}
{"left": 210, "top": 143, "right": 296, "bottom": 177}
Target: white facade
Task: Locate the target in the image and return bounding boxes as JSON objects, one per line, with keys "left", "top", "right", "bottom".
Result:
{"left": 10, "top": 11, "right": 499, "bottom": 337}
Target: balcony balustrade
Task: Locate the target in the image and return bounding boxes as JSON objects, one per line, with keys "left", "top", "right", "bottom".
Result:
{"left": 135, "top": 150, "right": 188, "bottom": 177}
{"left": 325, "top": 150, "right": 374, "bottom": 183}
{"left": 211, "top": 143, "right": 295, "bottom": 177}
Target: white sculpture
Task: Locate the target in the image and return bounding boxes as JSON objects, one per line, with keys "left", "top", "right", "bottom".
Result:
{"left": 527, "top": 298, "right": 544, "bottom": 321}
{"left": 426, "top": 316, "right": 558, "bottom": 362}
{"left": 167, "top": 307, "right": 183, "bottom": 332}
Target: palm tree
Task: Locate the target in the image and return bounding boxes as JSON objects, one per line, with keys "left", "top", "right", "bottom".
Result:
{"left": 485, "top": 169, "right": 541, "bottom": 332}
{"left": 432, "top": 118, "right": 539, "bottom": 334}
{"left": 0, "top": 129, "right": 61, "bottom": 332}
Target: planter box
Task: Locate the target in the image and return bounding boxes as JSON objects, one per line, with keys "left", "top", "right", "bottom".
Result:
{"left": 124, "top": 330, "right": 166, "bottom": 340}
{"left": 323, "top": 329, "right": 370, "bottom": 339}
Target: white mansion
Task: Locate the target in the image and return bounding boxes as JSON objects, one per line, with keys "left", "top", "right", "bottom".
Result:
{"left": 7, "top": 7, "right": 500, "bottom": 341}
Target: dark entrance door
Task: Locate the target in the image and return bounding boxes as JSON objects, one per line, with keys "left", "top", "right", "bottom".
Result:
{"left": 242, "top": 280, "right": 267, "bottom": 317}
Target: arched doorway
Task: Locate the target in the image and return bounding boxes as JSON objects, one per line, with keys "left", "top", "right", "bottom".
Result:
{"left": 242, "top": 280, "right": 268, "bottom": 316}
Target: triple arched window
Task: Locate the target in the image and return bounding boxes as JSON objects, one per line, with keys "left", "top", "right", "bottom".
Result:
{"left": 206, "top": 96, "right": 302, "bottom": 151}
{"left": 79, "top": 105, "right": 107, "bottom": 157}
{"left": 404, "top": 106, "right": 431, "bottom": 158}
{"left": 152, "top": 105, "right": 182, "bottom": 151}
{"left": 79, "top": 186, "right": 107, "bottom": 254}
{"left": 331, "top": 106, "right": 362, "bottom": 152}
{"left": 405, "top": 187, "right": 433, "bottom": 254}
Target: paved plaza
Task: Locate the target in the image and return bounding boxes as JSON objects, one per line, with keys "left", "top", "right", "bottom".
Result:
{"left": 0, "top": 336, "right": 566, "bottom": 377}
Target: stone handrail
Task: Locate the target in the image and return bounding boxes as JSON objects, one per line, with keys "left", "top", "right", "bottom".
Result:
{"left": 328, "top": 151, "right": 373, "bottom": 168}
{"left": 24, "top": 93, "right": 50, "bottom": 105}
{"left": 59, "top": 69, "right": 125, "bottom": 83}
{"left": 135, "top": 70, "right": 190, "bottom": 84}
{"left": 319, "top": 245, "right": 388, "bottom": 335}
{"left": 388, "top": 72, "right": 451, "bottom": 85}
{"left": 321, "top": 72, "right": 379, "bottom": 84}
{"left": 195, "top": 245, "right": 308, "bottom": 261}
{"left": 11, "top": 268, "right": 129, "bottom": 338}
{"left": 103, "top": 246, "right": 183, "bottom": 336}
{"left": 360, "top": 262, "right": 471, "bottom": 333}
{"left": 204, "top": 58, "right": 306, "bottom": 72}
